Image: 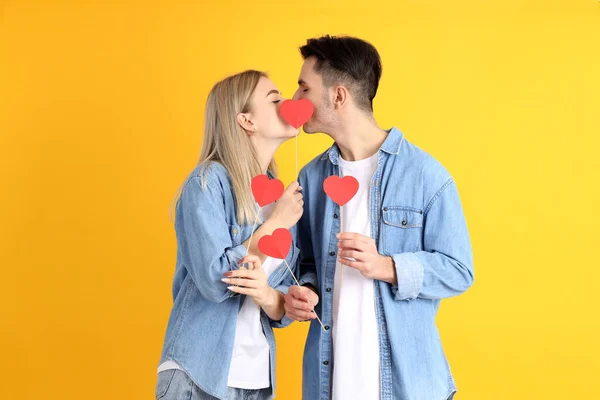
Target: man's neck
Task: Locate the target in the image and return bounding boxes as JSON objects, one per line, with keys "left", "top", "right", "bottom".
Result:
{"left": 331, "top": 115, "right": 387, "bottom": 162}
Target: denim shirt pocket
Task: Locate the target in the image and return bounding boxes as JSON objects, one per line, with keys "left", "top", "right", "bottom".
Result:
{"left": 381, "top": 206, "right": 424, "bottom": 254}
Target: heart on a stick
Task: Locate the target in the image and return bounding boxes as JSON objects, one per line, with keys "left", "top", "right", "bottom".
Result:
{"left": 251, "top": 175, "right": 284, "bottom": 207}
{"left": 323, "top": 175, "right": 359, "bottom": 206}
{"left": 258, "top": 228, "right": 293, "bottom": 259}
{"left": 280, "top": 99, "right": 314, "bottom": 129}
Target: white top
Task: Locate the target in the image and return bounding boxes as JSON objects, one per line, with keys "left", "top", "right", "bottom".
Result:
{"left": 332, "top": 152, "right": 381, "bottom": 400}
{"left": 227, "top": 202, "right": 279, "bottom": 389}
{"left": 158, "top": 203, "right": 280, "bottom": 392}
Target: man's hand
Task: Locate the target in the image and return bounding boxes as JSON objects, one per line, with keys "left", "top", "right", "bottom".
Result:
{"left": 284, "top": 285, "right": 319, "bottom": 321}
{"left": 337, "top": 232, "right": 397, "bottom": 285}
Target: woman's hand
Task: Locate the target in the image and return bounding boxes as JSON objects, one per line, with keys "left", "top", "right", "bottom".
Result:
{"left": 223, "top": 255, "right": 273, "bottom": 307}
{"left": 267, "top": 182, "right": 303, "bottom": 229}
{"left": 222, "top": 255, "right": 286, "bottom": 321}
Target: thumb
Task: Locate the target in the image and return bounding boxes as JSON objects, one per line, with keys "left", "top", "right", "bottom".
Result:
{"left": 251, "top": 259, "right": 263, "bottom": 272}
{"left": 285, "top": 181, "right": 300, "bottom": 194}
{"left": 292, "top": 285, "right": 306, "bottom": 299}
{"left": 300, "top": 286, "right": 317, "bottom": 304}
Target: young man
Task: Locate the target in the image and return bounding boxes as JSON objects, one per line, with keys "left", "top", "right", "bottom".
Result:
{"left": 283, "top": 35, "right": 474, "bottom": 400}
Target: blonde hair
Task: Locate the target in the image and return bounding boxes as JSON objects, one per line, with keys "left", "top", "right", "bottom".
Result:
{"left": 172, "top": 70, "right": 277, "bottom": 225}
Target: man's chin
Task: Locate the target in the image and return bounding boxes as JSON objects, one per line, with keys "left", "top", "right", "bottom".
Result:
{"left": 302, "top": 123, "right": 318, "bottom": 134}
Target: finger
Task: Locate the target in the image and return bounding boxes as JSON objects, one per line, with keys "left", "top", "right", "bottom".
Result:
{"left": 290, "top": 286, "right": 318, "bottom": 305}
{"left": 225, "top": 269, "right": 253, "bottom": 278}
{"left": 238, "top": 255, "right": 260, "bottom": 265}
{"left": 238, "top": 259, "right": 262, "bottom": 272}
{"left": 299, "top": 287, "right": 319, "bottom": 306}
{"left": 223, "top": 277, "right": 260, "bottom": 288}
{"left": 289, "top": 285, "right": 307, "bottom": 300}
{"left": 237, "top": 262, "right": 254, "bottom": 271}
{"left": 232, "top": 269, "right": 261, "bottom": 279}
{"left": 294, "top": 286, "right": 310, "bottom": 301}
{"left": 286, "top": 295, "right": 315, "bottom": 312}
{"left": 338, "top": 257, "right": 365, "bottom": 271}
{"left": 227, "top": 286, "right": 256, "bottom": 296}
{"left": 284, "top": 305, "right": 316, "bottom": 321}
{"left": 243, "top": 261, "right": 262, "bottom": 271}
{"left": 287, "top": 310, "right": 316, "bottom": 321}
{"left": 337, "top": 232, "right": 370, "bottom": 243}
{"left": 339, "top": 249, "right": 365, "bottom": 261}
{"left": 286, "top": 181, "right": 300, "bottom": 193}
{"left": 338, "top": 239, "right": 367, "bottom": 252}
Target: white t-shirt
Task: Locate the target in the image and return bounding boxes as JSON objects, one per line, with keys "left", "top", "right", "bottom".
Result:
{"left": 332, "top": 152, "right": 381, "bottom": 400}
{"left": 158, "top": 203, "right": 280, "bottom": 391}
{"left": 227, "top": 202, "right": 279, "bottom": 389}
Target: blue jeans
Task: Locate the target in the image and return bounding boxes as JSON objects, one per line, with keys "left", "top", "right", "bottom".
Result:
{"left": 156, "top": 370, "right": 273, "bottom": 400}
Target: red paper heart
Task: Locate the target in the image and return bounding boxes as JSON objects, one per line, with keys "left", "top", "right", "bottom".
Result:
{"left": 323, "top": 175, "right": 359, "bottom": 206}
{"left": 258, "top": 228, "right": 292, "bottom": 259}
{"left": 251, "top": 175, "right": 284, "bottom": 207}
{"left": 280, "top": 99, "right": 314, "bottom": 129}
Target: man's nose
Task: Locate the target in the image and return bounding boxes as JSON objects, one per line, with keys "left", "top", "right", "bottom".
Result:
{"left": 292, "top": 89, "right": 302, "bottom": 101}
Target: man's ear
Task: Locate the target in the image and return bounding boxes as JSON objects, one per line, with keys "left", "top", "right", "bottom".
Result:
{"left": 332, "top": 85, "right": 349, "bottom": 109}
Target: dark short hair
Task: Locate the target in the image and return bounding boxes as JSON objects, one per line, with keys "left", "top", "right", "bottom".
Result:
{"left": 299, "top": 35, "right": 382, "bottom": 112}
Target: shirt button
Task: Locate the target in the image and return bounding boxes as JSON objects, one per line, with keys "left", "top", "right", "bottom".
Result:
{"left": 326, "top": 287, "right": 332, "bottom": 292}
{"left": 325, "top": 325, "right": 330, "bottom": 330}
{"left": 383, "top": 207, "right": 388, "bottom": 211}
{"left": 401, "top": 220, "right": 407, "bottom": 226}
{"left": 232, "top": 228, "right": 238, "bottom": 234}
{"left": 333, "top": 213, "right": 339, "bottom": 219}
{"left": 323, "top": 360, "right": 329, "bottom": 365}
{"left": 329, "top": 251, "right": 335, "bottom": 256}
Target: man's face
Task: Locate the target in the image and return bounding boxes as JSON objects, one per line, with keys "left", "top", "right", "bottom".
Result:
{"left": 292, "top": 57, "right": 335, "bottom": 134}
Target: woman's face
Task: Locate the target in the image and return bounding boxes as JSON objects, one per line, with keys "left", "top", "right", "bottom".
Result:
{"left": 244, "top": 77, "right": 299, "bottom": 141}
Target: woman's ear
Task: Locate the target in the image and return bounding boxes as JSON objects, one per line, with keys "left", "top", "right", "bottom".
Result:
{"left": 236, "top": 112, "right": 255, "bottom": 135}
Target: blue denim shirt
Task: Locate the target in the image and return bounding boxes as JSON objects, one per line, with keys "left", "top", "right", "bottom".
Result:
{"left": 294, "top": 127, "right": 474, "bottom": 400}
{"left": 157, "top": 162, "right": 299, "bottom": 400}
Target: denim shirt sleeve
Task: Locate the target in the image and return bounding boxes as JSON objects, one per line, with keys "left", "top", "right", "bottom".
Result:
{"left": 391, "top": 178, "right": 474, "bottom": 300}
{"left": 177, "top": 175, "right": 247, "bottom": 303}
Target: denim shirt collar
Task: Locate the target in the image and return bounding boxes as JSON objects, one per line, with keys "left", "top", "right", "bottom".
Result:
{"left": 324, "top": 126, "right": 404, "bottom": 165}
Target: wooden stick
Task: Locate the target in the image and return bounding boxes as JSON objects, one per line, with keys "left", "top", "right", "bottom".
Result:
{"left": 340, "top": 204, "right": 344, "bottom": 287}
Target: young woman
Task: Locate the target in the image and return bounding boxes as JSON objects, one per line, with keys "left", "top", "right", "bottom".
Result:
{"left": 156, "top": 70, "right": 305, "bottom": 400}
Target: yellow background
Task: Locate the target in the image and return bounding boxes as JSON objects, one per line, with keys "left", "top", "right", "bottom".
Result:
{"left": 1, "top": 1, "right": 599, "bottom": 399}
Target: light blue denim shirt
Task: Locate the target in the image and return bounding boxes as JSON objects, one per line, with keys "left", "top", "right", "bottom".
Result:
{"left": 157, "top": 162, "right": 299, "bottom": 400}
{"left": 293, "top": 127, "right": 474, "bottom": 400}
